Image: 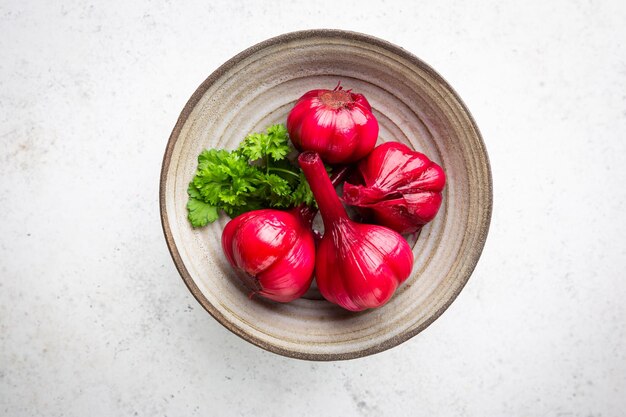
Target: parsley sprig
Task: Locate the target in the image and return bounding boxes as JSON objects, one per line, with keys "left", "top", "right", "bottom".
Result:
{"left": 186, "top": 124, "right": 316, "bottom": 228}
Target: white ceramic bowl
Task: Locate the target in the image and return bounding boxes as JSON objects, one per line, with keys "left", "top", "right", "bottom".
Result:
{"left": 160, "top": 30, "right": 492, "bottom": 360}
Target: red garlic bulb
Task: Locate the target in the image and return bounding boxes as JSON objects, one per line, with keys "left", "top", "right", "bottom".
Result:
{"left": 221, "top": 207, "right": 315, "bottom": 302}
{"left": 298, "top": 151, "right": 414, "bottom": 311}
{"left": 287, "top": 83, "right": 379, "bottom": 164}
{"left": 342, "top": 142, "right": 446, "bottom": 234}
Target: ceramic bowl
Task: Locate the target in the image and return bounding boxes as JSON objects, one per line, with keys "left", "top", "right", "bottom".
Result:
{"left": 160, "top": 30, "right": 492, "bottom": 360}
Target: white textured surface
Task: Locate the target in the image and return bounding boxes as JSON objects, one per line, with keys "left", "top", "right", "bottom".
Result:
{"left": 1, "top": 0, "right": 625, "bottom": 415}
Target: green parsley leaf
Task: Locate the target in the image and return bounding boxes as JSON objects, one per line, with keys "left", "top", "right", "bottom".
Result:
{"left": 264, "top": 124, "right": 290, "bottom": 161}
{"left": 292, "top": 172, "right": 316, "bottom": 207}
{"left": 187, "top": 196, "right": 219, "bottom": 227}
{"left": 237, "top": 124, "right": 290, "bottom": 163}
{"left": 186, "top": 124, "right": 323, "bottom": 228}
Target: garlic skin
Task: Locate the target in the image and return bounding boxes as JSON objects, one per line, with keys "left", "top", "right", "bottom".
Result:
{"left": 287, "top": 84, "right": 379, "bottom": 164}
{"left": 299, "top": 151, "right": 413, "bottom": 311}
{"left": 221, "top": 208, "right": 315, "bottom": 302}
{"left": 342, "top": 142, "right": 446, "bottom": 234}
{"left": 315, "top": 219, "right": 414, "bottom": 311}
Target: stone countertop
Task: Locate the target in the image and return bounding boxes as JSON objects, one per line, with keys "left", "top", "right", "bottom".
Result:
{"left": 1, "top": 1, "right": 625, "bottom": 416}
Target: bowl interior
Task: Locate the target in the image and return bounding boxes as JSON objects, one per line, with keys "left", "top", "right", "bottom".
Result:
{"left": 160, "top": 30, "right": 491, "bottom": 360}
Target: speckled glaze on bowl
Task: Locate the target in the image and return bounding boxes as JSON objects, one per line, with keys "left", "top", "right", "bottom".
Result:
{"left": 160, "top": 30, "right": 492, "bottom": 360}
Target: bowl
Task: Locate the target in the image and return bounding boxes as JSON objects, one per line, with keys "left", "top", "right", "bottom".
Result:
{"left": 160, "top": 29, "right": 492, "bottom": 360}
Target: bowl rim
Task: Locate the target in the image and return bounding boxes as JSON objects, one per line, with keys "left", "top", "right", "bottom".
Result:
{"left": 159, "top": 28, "right": 493, "bottom": 361}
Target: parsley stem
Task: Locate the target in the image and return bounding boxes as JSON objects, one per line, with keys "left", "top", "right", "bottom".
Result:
{"left": 268, "top": 167, "right": 300, "bottom": 179}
